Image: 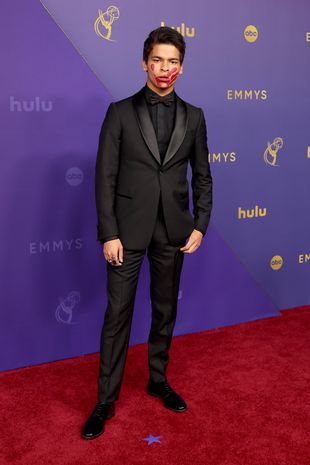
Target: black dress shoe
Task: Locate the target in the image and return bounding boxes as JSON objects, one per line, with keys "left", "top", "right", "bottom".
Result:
{"left": 81, "top": 402, "right": 115, "bottom": 440}
{"left": 147, "top": 379, "right": 187, "bottom": 412}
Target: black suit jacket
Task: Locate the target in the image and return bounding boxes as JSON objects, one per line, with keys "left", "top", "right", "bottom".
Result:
{"left": 95, "top": 86, "right": 213, "bottom": 249}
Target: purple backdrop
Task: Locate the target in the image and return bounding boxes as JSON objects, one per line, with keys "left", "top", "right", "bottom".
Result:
{"left": 1, "top": 0, "right": 309, "bottom": 371}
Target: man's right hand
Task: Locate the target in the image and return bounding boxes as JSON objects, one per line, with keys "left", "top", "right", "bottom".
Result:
{"left": 103, "top": 238, "right": 123, "bottom": 266}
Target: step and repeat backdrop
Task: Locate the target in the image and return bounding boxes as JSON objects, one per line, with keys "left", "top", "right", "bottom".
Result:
{"left": 1, "top": 0, "right": 309, "bottom": 370}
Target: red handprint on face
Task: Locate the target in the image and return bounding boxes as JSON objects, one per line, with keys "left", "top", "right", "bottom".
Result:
{"left": 149, "top": 64, "right": 180, "bottom": 87}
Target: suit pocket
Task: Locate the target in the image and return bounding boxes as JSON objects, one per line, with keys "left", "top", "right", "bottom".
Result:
{"left": 116, "top": 192, "right": 132, "bottom": 199}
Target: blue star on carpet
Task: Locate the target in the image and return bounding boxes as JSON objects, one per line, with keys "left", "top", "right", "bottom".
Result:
{"left": 143, "top": 434, "right": 161, "bottom": 445}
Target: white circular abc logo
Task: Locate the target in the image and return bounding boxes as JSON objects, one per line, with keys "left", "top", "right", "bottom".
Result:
{"left": 244, "top": 25, "right": 258, "bottom": 43}
{"left": 66, "top": 167, "right": 84, "bottom": 186}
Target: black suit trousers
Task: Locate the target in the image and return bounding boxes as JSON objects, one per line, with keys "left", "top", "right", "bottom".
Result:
{"left": 97, "top": 195, "right": 186, "bottom": 403}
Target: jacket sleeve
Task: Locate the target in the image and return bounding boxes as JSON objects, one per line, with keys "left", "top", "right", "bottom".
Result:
{"left": 95, "top": 102, "right": 121, "bottom": 243}
{"left": 99, "top": 235, "right": 119, "bottom": 245}
{"left": 189, "top": 108, "right": 213, "bottom": 235}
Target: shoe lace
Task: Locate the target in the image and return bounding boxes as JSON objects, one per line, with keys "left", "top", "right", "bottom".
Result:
{"left": 94, "top": 402, "right": 110, "bottom": 417}
{"left": 162, "top": 382, "right": 174, "bottom": 394}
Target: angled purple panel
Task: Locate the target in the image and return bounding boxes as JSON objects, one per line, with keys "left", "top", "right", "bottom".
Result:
{"left": 2, "top": 0, "right": 308, "bottom": 372}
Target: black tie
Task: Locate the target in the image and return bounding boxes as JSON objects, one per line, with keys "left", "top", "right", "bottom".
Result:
{"left": 149, "top": 93, "right": 174, "bottom": 107}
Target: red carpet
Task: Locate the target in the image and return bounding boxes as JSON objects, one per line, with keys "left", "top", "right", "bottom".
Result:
{"left": 1, "top": 306, "right": 310, "bottom": 465}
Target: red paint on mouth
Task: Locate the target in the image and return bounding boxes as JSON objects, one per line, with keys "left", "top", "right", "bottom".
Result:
{"left": 154, "top": 67, "right": 179, "bottom": 86}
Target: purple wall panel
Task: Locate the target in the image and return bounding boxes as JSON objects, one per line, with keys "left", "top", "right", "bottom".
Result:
{"left": 1, "top": 0, "right": 309, "bottom": 371}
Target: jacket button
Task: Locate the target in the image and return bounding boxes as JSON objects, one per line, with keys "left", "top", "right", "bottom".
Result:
{"left": 159, "top": 169, "right": 163, "bottom": 174}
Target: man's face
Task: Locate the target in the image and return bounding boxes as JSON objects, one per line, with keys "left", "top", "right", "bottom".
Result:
{"left": 143, "top": 43, "right": 183, "bottom": 94}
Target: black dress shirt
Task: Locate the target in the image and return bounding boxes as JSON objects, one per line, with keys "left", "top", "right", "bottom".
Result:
{"left": 144, "top": 84, "right": 176, "bottom": 163}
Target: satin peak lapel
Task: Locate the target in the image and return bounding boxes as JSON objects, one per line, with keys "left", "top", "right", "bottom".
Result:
{"left": 133, "top": 88, "right": 161, "bottom": 165}
{"left": 163, "top": 94, "right": 188, "bottom": 166}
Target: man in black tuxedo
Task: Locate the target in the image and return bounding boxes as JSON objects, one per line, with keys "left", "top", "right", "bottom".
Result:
{"left": 82, "top": 26, "right": 212, "bottom": 440}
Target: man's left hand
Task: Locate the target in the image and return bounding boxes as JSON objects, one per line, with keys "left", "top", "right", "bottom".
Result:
{"left": 180, "top": 229, "right": 203, "bottom": 253}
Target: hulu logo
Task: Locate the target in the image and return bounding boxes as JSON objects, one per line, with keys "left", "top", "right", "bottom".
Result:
{"left": 10, "top": 96, "right": 53, "bottom": 112}
{"left": 238, "top": 205, "right": 267, "bottom": 219}
{"left": 160, "top": 21, "right": 195, "bottom": 37}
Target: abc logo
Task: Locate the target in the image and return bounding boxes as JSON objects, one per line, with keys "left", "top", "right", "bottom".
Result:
{"left": 244, "top": 25, "right": 258, "bottom": 43}
{"left": 66, "top": 167, "right": 84, "bottom": 186}
{"left": 270, "top": 255, "right": 283, "bottom": 271}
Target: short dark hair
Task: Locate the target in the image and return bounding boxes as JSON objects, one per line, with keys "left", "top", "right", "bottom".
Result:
{"left": 143, "top": 26, "right": 186, "bottom": 64}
